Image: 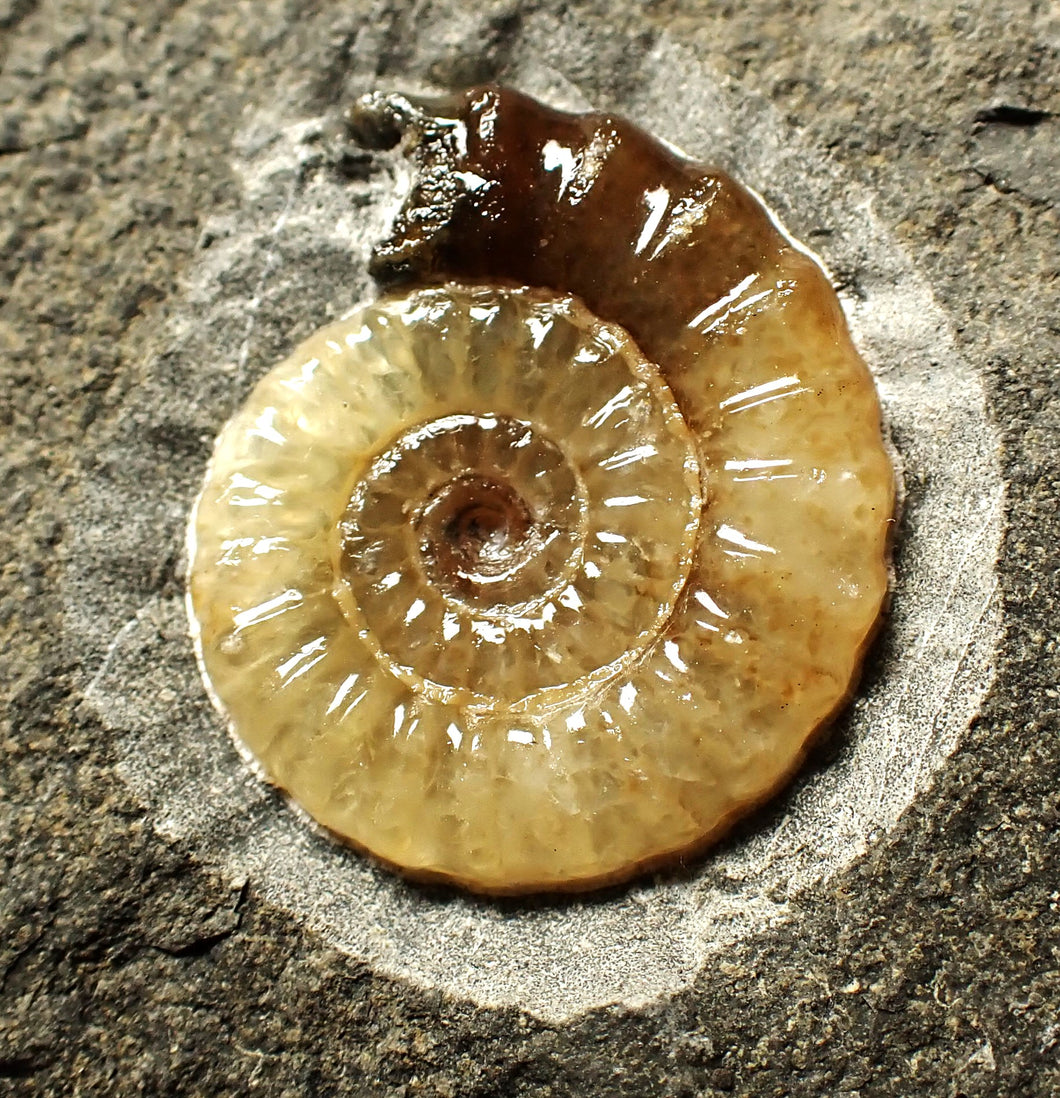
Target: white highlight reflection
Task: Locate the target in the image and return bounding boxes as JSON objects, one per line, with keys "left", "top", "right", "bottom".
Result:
{"left": 719, "top": 375, "right": 809, "bottom": 413}
{"left": 716, "top": 524, "right": 778, "bottom": 556}
{"left": 634, "top": 186, "right": 670, "bottom": 255}
{"left": 688, "top": 273, "right": 757, "bottom": 330}
{"left": 231, "top": 588, "right": 302, "bottom": 633}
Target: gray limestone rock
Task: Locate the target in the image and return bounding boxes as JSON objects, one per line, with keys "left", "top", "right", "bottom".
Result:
{"left": 2, "top": 1, "right": 1057, "bottom": 1095}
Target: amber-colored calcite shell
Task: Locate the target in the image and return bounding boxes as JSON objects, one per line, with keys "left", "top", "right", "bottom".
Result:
{"left": 188, "top": 87, "right": 894, "bottom": 894}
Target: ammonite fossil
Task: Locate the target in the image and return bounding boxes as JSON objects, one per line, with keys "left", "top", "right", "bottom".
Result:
{"left": 187, "top": 86, "right": 894, "bottom": 894}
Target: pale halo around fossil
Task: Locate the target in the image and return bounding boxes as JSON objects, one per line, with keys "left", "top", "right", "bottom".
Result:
{"left": 76, "top": 14, "right": 1003, "bottom": 1021}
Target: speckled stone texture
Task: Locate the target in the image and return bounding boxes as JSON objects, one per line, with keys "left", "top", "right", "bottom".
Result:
{"left": 1, "top": 1, "right": 1057, "bottom": 1096}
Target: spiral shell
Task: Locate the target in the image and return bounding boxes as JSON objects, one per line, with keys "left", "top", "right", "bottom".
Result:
{"left": 188, "top": 86, "right": 894, "bottom": 894}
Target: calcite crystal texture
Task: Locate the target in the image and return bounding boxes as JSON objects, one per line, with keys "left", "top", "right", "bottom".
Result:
{"left": 187, "top": 86, "right": 894, "bottom": 894}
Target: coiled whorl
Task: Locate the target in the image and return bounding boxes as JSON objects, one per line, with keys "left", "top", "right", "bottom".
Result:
{"left": 188, "top": 86, "right": 894, "bottom": 894}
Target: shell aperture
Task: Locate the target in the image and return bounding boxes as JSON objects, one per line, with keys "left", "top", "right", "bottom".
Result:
{"left": 188, "top": 86, "right": 894, "bottom": 894}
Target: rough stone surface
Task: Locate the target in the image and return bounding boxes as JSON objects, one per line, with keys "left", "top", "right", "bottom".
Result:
{"left": 1, "top": 1, "right": 1057, "bottom": 1096}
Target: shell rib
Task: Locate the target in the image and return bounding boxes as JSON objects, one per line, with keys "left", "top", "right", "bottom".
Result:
{"left": 188, "top": 86, "right": 894, "bottom": 894}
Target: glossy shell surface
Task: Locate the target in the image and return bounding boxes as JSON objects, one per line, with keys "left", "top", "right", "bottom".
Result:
{"left": 188, "top": 86, "right": 894, "bottom": 894}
